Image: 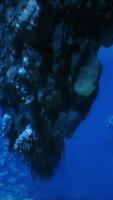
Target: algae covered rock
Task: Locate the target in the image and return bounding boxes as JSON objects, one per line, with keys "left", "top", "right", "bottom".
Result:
{"left": 74, "top": 57, "right": 101, "bottom": 97}
{"left": 14, "top": 125, "right": 37, "bottom": 153}
{"left": 53, "top": 111, "right": 80, "bottom": 138}
{"left": 2, "top": 114, "right": 13, "bottom": 136}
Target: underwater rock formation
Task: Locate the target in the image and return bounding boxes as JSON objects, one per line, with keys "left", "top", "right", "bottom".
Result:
{"left": 0, "top": 0, "right": 113, "bottom": 179}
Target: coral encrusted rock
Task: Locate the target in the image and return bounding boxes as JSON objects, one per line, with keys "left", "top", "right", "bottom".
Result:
{"left": 0, "top": 0, "right": 113, "bottom": 179}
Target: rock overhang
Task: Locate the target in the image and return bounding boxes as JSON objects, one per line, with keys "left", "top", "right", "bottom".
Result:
{"left": 0, "top": 0, "right": 113, "bottom": 180}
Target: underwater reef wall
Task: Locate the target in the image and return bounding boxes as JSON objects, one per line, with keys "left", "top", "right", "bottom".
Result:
{"left": 0, "top": 0, "right": 113, "bottom": 179}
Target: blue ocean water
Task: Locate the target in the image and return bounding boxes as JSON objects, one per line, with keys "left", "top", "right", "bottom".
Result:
{"left": 0, "top": 45, "right": 113, "bottom": 199}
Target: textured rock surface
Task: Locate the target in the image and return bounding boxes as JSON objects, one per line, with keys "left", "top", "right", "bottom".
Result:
{"left": 0, "top": 0, "right": 113, "bottom": 179}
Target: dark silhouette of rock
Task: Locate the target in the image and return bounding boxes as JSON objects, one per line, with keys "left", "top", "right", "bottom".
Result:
{"left": 0, "top": 0, "right": 113, "bottom": 179}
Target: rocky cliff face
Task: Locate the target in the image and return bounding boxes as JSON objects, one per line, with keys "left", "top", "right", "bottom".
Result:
{"left": 0, "top": 0, "right": 113, "bottom": 180}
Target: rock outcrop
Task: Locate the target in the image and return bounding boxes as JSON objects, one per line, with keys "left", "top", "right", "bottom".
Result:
{"left": 0, "top": 0, "right": 113, "bottom": 179}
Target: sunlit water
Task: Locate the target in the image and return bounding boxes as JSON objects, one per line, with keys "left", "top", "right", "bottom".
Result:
{"left": 0, "top": 46, "right": 113, "bottom": 199}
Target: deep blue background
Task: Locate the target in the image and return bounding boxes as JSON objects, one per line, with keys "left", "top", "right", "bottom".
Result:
{"left": 0, "top": 45, "right": 113, "bottom": 199}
